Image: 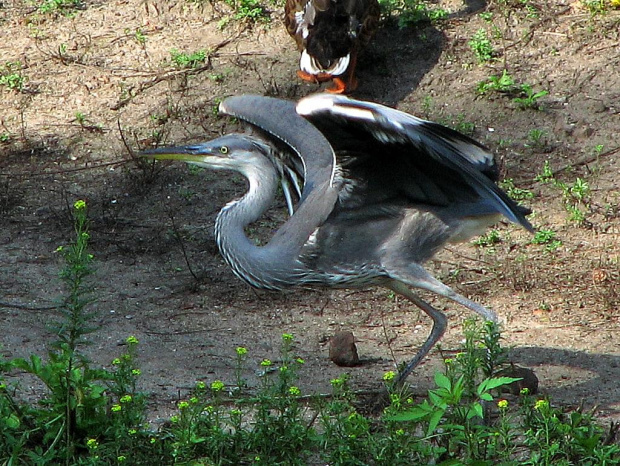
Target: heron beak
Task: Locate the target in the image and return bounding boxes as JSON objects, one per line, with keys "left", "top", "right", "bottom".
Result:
{"left": 141, "top": 144, "right": 219, "bottom": 164}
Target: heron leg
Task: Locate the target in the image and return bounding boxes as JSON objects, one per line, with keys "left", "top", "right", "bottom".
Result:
{"left": 390, "top": 264, "right": 497, "bottom": 323}
{"left": 385, "top": 264, "right": 498, "bottom": 383}
{"left": 387, "top": 280, "right": 448, "bottom": 385}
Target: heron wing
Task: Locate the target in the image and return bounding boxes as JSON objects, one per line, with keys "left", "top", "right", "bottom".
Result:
{"left": 296, "top": 94, "right": 533, "bottom": 231}
{"left": 220, "top": 95, "right": 337, "bottom": 200}
{"left": 219, "top": 95, "right": 340, "bottom": 248}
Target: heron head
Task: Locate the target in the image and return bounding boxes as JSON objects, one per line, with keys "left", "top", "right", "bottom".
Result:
{"left": 141, "top": 134, "right": 272, "bottom": 173}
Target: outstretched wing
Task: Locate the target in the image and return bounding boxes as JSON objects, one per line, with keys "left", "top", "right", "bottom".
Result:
{"left": 297, "top": 93, "right": 533, "bottom": 231}
{"left": 219, "top": 95, "right": 340, "bottom": 250}
{"left": 220, "top": 95, "right": 337, "bottom": 204}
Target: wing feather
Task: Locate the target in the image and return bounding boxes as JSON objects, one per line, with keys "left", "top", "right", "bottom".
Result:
{"left": 297, "top": 94, "right": 533, "bottom": 231}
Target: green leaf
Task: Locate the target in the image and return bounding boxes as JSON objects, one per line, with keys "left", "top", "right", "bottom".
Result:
{"left": 428, "top": 390, "right": 448, "bottom": 409}
{"left": 477, "top": 376, "right": 521, "bottom": 395}
{"left": 3, "top": 413, "right": 20, "bottom": 429}
{"left": 427, "top": 408, "right": 445, "bottom": 436}
{"left": 385, "top": 408, "right": 431, "bottom": 422}
{"left": 468, "top": 403, "right": 484, "bottom": 420}
{"left": 434, "top": 372, "right": 451, "bottom": 390}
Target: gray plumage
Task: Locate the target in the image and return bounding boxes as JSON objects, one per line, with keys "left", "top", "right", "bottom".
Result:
{"left": 143, "top": 94, "right": 533, "bottom": 384}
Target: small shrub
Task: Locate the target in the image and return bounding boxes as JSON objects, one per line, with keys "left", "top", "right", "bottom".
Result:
{"left": 170, "top": 49, "right": 207, "bottom": 68}
{"left": 469, "top": 28, "right": 495, "bottom": 62}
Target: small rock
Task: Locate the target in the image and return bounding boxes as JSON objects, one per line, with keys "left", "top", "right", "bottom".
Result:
{"left": 498, "top": 365, "right": 539, "bottom": 395}
{"left": 329, "top": 331, "right": 360, "bottom": 367}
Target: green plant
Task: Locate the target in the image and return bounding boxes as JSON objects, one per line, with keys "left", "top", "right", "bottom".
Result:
{"left": 535, "top": 162, "right": 592, "bottom": 225}
{"left": 477, "top": 70, "right": 516, "bottom": 94}
{"left": 469, "top": 28, "right": 495, "bottom": 62}
{"left": 473, "top": 229, "right": 501, "bottom": 247}
{"left": 74, "top": 111, "right": 86, "bottom": 126}
{"left": 0, "top": 61, "right": 26, "bottom": 92}
{"left": 170, "top": 49, "right": 207, "bottom": 68}
{"left": 134, "top": 27, "right": 146, "bottom": 45}
{"left": 3, "top": 201, "right": 109, "bottom": 462}
{"left": 439, "top": 114, "right": 475, "bottom": 136}
{"left": 535, "top": 160, "right": 554, "bottom": 183}
{"left": 223, "top": 0, "right": 271, "bottom": 23}
{"left": 531, "top": 228, "right": 563, "bottom": 252}
{"left": 378, "top": 0, "right": 447, "bottom": 28}
{"left": 592, "top": 144, "right": 604, "bottom": 157}
{"left": 513, "top": 84, "right": 549, "bottom": 110}
{"left": 500, "top": 178, "right": 534, "bottom": 202}
{"left": 36, "top": 0, "right": 81, "bottom": 15}
{"left": 582, "top": 0, "right": 608, "bottom": 14}
{"left": 526, "top": 128, "right": 547, "bottom": 148}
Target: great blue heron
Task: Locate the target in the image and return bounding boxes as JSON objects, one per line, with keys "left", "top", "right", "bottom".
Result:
{"left": 144, "top": 94, "right": 533, "bottom": 384}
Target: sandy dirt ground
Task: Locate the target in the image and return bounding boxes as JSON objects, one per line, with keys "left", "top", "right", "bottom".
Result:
{"left": 1, "top": 0, "right": 620, "bottom": 424}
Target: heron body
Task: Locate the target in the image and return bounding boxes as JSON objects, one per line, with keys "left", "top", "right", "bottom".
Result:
{"left": 284, "top": 0, "right": 380, "bottom": 93}
{"left": 144, "top": 94, "right": 532, "bottom": 384}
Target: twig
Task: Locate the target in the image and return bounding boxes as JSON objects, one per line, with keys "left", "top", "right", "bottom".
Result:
{"left": 168, "top": 211, "right": 200, "bottom": 282}
{"left": 0, "top": 301, "right": 60, "bottom": 311}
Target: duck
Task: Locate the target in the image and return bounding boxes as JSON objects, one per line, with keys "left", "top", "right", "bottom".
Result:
{"left": 284, "top": 0, "right": 380, "bottom": 93}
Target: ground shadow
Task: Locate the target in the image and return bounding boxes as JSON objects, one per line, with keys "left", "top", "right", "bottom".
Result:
{"left": 511, "top": 346, "right": 620, "bottom": 416}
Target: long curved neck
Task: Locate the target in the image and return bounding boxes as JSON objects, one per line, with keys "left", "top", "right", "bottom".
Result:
{"left": 215, "top": 153, "right": 317, "bottom": 290}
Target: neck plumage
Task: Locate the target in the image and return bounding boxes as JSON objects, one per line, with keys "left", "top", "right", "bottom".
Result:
{"left": 215, "top": 151, "right": 324, "bottom": 290}
{"left": 213, "top": 132, "right": 340, "bottom": 290}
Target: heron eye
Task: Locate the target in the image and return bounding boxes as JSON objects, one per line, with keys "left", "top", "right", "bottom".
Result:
{"left": 220, "top": 146, "right": 229, "bottom": 154}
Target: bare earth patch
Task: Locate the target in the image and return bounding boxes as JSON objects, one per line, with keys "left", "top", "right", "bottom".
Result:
{"left": 1, "top": 0, "right": 620, "bottom": 424}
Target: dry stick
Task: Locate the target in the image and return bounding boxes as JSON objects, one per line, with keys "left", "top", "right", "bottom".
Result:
{"left": 110, "top": 33, "right": 243, "bottom": 111}
{"left": 0, "top": 159, "right": 130, "bottom": 178}
{"left": 0, "top": 301, "right": 60, "bottom": 311}
{"left": 380, "top": 312, "right": 399, "bottom": 369}
{"left": 521, "top": 145, "right": 620, "bottom": 189}
{"left": 167, "top": 211, "right": 200, "bottom": 282}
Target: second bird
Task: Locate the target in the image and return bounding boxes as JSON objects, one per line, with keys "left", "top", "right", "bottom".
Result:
{"left": 285, "top": 0, "right": 380, "bottom": 93}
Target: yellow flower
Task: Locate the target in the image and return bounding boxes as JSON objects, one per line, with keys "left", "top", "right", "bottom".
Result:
{"left": 195, "top": 381, "right": 206, "bottom": 390}
{"left": 211, "top": 380, "right": 225, "bottom": 392}
{"left": 178, "top": 401, "right": 189, "bottom": 410}
{"left": 120, "top": 395, "right": 132, "bottom": 403}
{"left": 111, "top": 404, "right": 122, "bottom": 412}
{"left": 126, "top": 335, "right": 139, "bottom": 345}
{"left": 382, "top": 371, "right": 396, "bottom": 381}
{"left": 260, "top": 359, "right": 272, "bottom": 367}
{"left": 73, "top": 200, "right": 86, "bottom": 210}
{"left": 498, "top": 399, "right": 508, "bottom": 410}
{"left": 131, "top": 369, "right": 141, "bottom": 376}
{"left": 236, "top": 346, "right": 248, "bottom": 356}
{"left": 86, "top": 438, "right": 98, "bottom": 450}
{"left": 288, "top": 386, "right": 301, "bottom": 396}
{"left": 282, "top": 333, "right": 294, "bottom": 342}
{"left": 534, "top": 399, "right": 549, "bottom": 410}
{"left": 330, "top": 377, "right": 344, "bottom": 387}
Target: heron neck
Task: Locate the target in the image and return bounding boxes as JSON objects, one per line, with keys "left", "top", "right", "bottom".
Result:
{"left": 214, "top": 149, "right": 339, "bottom": 290}
{"left": 214, "top": 157, "right": 289, "bottom": 289}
